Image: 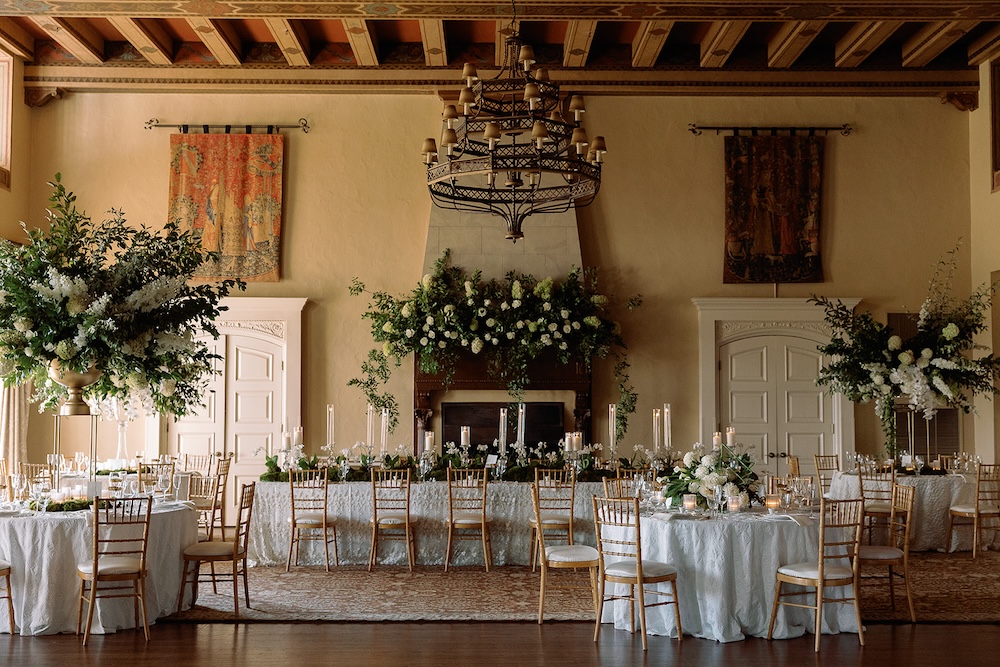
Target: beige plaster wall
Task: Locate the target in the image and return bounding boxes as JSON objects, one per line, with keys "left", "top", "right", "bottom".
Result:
{"left": 970, "top": 61, "right": 1000, "bottom": 464}
{"left": 0, "top": 56, "right": 30, "bottom": 238}
{"left": 19, "top": 91, "right": 973, "bottom": 466}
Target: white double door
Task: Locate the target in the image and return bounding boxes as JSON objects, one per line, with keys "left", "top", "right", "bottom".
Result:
{"left": 719, "top": 335, "right": 834, "bottom": 480}
{"left": 168, "top": 333, "right": 284, "bottom": 523}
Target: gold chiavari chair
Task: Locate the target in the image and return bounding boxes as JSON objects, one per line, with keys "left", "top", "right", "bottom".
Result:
{"left": 529, "top": 468, "right": 576, "bottom": 571}
{"left": 592, "top": 496, "right": 682, "bottom": 651}
{"left": 445, "top": 467, "right": 492, "bottom": 572}
{"left": 858, "top": 483, "right": 916, "bottom": 622}
{"left": 946, "top": 463, "right": 1000, "bottom": 559}
{"left": 603, "top": 476, "right": 639, "bottom": 499}
{"left": 177, "top": 482, "right": 256, "bottom": 618}
{"left": 858, "top": 464, "right": 896, "bottom": 544}
{"left": 532, "top": 483, "right": 598, "bottom": 624}
{"left": 0, "top": 558, "right": 13, "bottom": 634}
{"left": 767, "top": 497, "right": 865, "bottom": 653}
{"left": 938, "top": 454, "right": 956, "bottom": 471}
{"left": 787, "top": 456, "right": 801, "bottom": 477}
{"left": 813, "top": 454, "right": 841, "bottom": 498}
{"left": 767, "top": 475, "right": 793, "bottom": 495}
{"left": 211, "top": 454, "right": 234, "bottom": 539}
{"left": 180, "top": 452, "right": 218, "bottom": 477}
{"left": 76, "top": 495, "right": 153, "bottom": 646}
{"left": 19, "top": 462, "right": 53, "bottom": 484}
{"left": 369, "top": 468, "right": 415, "bottom": 571}
{"left": 287, "top": 468, "right": 338, "bottom": 572}
{"left": 188, "top": 475, "right": 220, "bottom": 542}
{"left": 138, "top": 461, "right": 175, "bottom": 494}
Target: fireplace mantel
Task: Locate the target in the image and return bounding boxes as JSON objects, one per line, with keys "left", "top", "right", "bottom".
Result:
{"left": 413, "top": 352, "right": 592, "bottom": 449}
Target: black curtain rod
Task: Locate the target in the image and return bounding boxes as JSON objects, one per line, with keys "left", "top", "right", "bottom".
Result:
{"left": 144, "top": 118, "right": 310, "bottom": 134}
{"left": 689, "top": 123, "right": 851, "bottom": 137}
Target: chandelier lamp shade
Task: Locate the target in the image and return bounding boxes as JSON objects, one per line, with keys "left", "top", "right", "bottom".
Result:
{"left": 421, "top": 29, "right": 607, "bottom": 242}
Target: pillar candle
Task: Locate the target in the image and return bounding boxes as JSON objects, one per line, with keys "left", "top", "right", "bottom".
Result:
{"left": 293, "top": 426, "right": 303, "bottom": 447}
{"left": 424, "top": 431, "right": 434, "bottom": 454}
{"left": 712, "top": 431, "right": 722, "bottom": 448}
{"left": 726, "top": 426, "right": 736, "bottom": 447}
{"left": 283, "top": 431, "right": 292, "bottom": 450}
{"left": 461, "top": 426, "right": 471, "bottom": 448}
{"left": 564, "top": 432, "right": 573, "bottom": 454}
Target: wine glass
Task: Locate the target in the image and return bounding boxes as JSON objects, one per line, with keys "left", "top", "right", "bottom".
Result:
{"left": 156, "top": 472, "right": 171, "bottom": 497}
{"left": 713, "top": 485, "right": 726, "bottom": 516}
{"left": 108, "top": 471, "right": 124, "bottom": 498}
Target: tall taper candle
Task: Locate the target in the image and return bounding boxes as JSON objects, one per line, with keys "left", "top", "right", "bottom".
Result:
{"left": 664, "top": 403, "right": 671, "bottom": 451}
{"left": 327, "top": 404, "right": 335, "bottom": 447}
{"left": 517, "top": 403, "right": 525, "bottom": 446}
{"left": 499, "top": 407, "right": 508, "bottom": 456}
{"left": 609, "top": 403, "right": 617, "bottom": 453}
{"left": 366, "top": 403, "right": 375, "bottom": 449}
{"left": 380, "top": 408, "right": 389, "bottom": 456}
{"left": 652, "top": 408, "right": 662, "bottom": 453}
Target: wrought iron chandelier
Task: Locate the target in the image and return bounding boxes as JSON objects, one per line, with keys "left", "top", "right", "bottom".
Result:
{"left": 421, "top": 24, "right": 606, "bottom": 243}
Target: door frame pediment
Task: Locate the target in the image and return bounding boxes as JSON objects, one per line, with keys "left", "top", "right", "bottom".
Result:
{"left": 692, "top": 297, "right": 861, "bottom": 454}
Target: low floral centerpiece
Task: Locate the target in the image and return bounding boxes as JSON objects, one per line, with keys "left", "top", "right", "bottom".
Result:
{"left": 0, "top": 175, "right": 242, "bottom": 415}
{"left": 349, "top": 250, "right": 641, "bottom": 435}
{"left": 811, "top": 246, "right": 1000, "bottom": 457}
{"left": 658, "top": 443, "right": 762, "bottom": 509}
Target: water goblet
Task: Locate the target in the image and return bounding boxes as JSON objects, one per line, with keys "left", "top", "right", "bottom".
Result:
{"left": 108, "top": 471, "right": 124, "bottom": 498}
{"left": 713, "top": 485, "right": 726, "bottom": 516}
{"left": 156, "top": 473, "right": 171, "bottom": 496}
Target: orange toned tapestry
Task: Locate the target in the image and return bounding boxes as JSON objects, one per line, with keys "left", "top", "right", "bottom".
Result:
{"left": 167, "top": 133, "right": 283, "bottom": 282}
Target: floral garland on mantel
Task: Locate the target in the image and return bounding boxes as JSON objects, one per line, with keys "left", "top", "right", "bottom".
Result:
{"left": 349, "top": 250, "right": 641, "bottom": 435}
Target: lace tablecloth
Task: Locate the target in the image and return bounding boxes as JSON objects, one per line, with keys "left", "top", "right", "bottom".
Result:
{"left": 828, "top": 470, "right": 995, "bottom": 551}
{"left": 0, "top": 503, "right": 199, "bottom": 636}
{"left": 600, "top": 510, "right": 858, "bottom": 643}
{"left": 248, "top": 481, "right": 606, "bottom": 567}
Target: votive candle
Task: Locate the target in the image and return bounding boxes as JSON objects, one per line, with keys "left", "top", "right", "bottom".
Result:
{"left": 683, "top": 493, "right": 697, "bottom": 511}
{"left": 727, "top": 496, "right": 741, "bottom": 512}
{"left": 765, "top": 494, "right": 780, "bottom": 513}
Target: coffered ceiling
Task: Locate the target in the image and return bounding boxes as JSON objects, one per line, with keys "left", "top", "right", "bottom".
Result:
{"left": 1, "top": 2, "right": 998, "bottom": 106}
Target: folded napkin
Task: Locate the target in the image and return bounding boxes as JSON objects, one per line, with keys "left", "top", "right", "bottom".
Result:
{"left": 785, "top": 513, "right": 814, "bottom": 526}
{"left": 651, "top": 511, "right": 707, "bottom": 522}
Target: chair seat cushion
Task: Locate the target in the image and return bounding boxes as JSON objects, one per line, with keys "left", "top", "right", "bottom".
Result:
{"left": 531, "top": 512, "right": 571, "bottom": 526}
{"left": 605, "top": 559, "right": 676, "bottom": 579}
{"left": 375, "top": 511, "right": 408, "bottom": 525}
{"left": 192, "top": 498, "right": 214, "bottom": 510}
{"left": 197, "top": 530, "right": 211, "bottom": 542}
{"left": 950, "top": 503, "right": 1000, "bottom": 515}
{"left": 545, "top": 544, "right": 598, "bottom": 564}
{"left": 291, "top": 513, "right": 336, "bottom": 526}
{"left": 777, "top": 562, "right": 853, "bottom": 580}
{"left": 452, "top": 512, "right": 488, "bottom": 525}
{"left": 858, "top": 545, "right": 904, "bottom": 561}
{"left": 183, "top": 540, "right": 241, "bottom": 558}
{"left": 864, "top": 502, "right": 891, "bottom": 514}
{"left": 77, "top": 556, "right": 143, "bottom": 576}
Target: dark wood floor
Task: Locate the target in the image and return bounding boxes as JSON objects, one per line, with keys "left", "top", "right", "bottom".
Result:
{"left": 2, "top": 621, "right": 999, "bottom": 666}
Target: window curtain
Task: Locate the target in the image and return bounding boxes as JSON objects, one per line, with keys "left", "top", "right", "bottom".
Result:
{"left": 0, "top": 382, "right": 29, "bottom": 470}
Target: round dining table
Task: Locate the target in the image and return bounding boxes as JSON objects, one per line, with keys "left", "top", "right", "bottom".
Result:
{"left": 0, "top": 501, "right": 198, "bottom": 636}
{"left": 599, "top": 507, "right": 859, "bottom": 643}
{"left": 827, "top": 470, "right": 995, "bottom": 551}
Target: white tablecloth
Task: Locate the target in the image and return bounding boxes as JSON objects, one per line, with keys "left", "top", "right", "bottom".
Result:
{"left": 0, "top": 503, "right": 199, "bottom": 636}
{"left": 248, "top": 481, "right": 606, "bottom": 567}
{"left": 600, "top": 510, "right": 859, "bottom": 643}
{"left": 828, "top": 470, "right": 995, "bottom": 551}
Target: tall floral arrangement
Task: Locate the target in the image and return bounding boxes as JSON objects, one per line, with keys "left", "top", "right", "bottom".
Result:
{"left": 812, "top": 246, "right": 1000, "bottom": 455}
{"left": 349, "top": 250, "right": 641, "bottom": 434}
{"left": 658, "top": 443, "right": 762, "bottom": 508}
{"left": 0, "top": 175, "right": 242, "bottom": 415}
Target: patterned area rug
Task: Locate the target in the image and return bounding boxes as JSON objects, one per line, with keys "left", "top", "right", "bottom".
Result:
{"left": 164, "top": 551, "right": 1000, "bottom": 624}
{"left": 165, "top": 564, "right": 595, "bottom": 623}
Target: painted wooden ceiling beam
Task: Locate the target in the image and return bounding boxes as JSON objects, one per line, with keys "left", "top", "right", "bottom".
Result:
{"left": 263, "top": 18, "right": 310, "bottom": 67}
{"left": 902, "top": 20, "right": 979, "bottom": 67}
{"left": 700, "top": 20, "right": 751, "bottom": 68}
{"left": 631, "top": 20, "right": 674, "bottom": 68}
{"left": 186, "top": 18, "right": 242, "bottom": 66}
{"left": 563, "top": 20, "right": 597, "bottom": 68}
{"left": 419, "top": 19, "right": 447, "bottom": 67}
{"left": 768, "top": 21, "right": 828, "bottom": 68}
{"left": 343, "top": 18, "right": 378, "bottom": 67}
{"left": 107, "top": 17, "right": 172, "bottom": 65}
{"left": 26, "top": 16, "right": 104, "bottom": 64}
{"left": 968, "top": 24, "right": 1000, "bottom": 64}
{"left": 835, "top": 21, "right": 902, "bottom": 67}
{"left": 0, "top": 17, "right": 34, "bottom": 60}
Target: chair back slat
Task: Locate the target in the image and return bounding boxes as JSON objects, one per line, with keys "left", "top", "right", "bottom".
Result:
{"left": 814, "top": 454, "right": 841, "bottom": 495}
{"left": 592, "top": 496, "right": 643, "bottom": 563}
{"left": 534, "top": 467, "right": 575, "bottom": 513}
{"left": 372, "top": 468, "right": 410, "bottom": 516}
{"left": 289, "top": 469, "right": 330, "bottom": 515}
{"left": 91, "top": 496, "right": 153, "bottom": 567}
{"left": 889, "top": 483, "right": 915, "bottom": 550}
{"left": 818, "top": 497, "right": 863, "bottom": 569}
{"left": 976, "top": 463, "right": 1000, "bottom": 509}
{"left": 603, "top": 477, "right": 639, "bottom": 499}
{"left": 447, "top": 468, "right": 488, "bottom": 517}
{"left": 858, "top": 464, "right": 894, "bottom": 504}
{"left": 234, "top": 482, "right": 256, "bottom": 557}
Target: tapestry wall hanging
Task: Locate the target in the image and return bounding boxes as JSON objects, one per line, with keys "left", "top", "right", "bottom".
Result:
{"left": 167, "top": 133, "right": 283, "bottom": 282}
{"left": 723, "top": 135, "right": 824, "bottom": 284}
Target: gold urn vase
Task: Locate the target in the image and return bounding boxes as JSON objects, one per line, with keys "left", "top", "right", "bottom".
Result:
{"left": 47, "top": 360, "right": 102, "bottom": 416}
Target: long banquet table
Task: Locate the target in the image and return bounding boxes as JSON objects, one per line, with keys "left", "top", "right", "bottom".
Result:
{"left": 599, "top": 509, "right": 859, "bottom": 643}
{"left": 248, "top": 481, "right": 605, "bottom": 567}
{"left": 0, "top": 502, "right": 199, "bottom": 635}
{"left": 827, "top": 470, "right": 997, "bottom": 551}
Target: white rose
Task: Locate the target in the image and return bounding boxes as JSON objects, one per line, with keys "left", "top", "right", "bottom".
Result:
{"left": 888, "top": 335, "right": 902, "bottom": 351}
